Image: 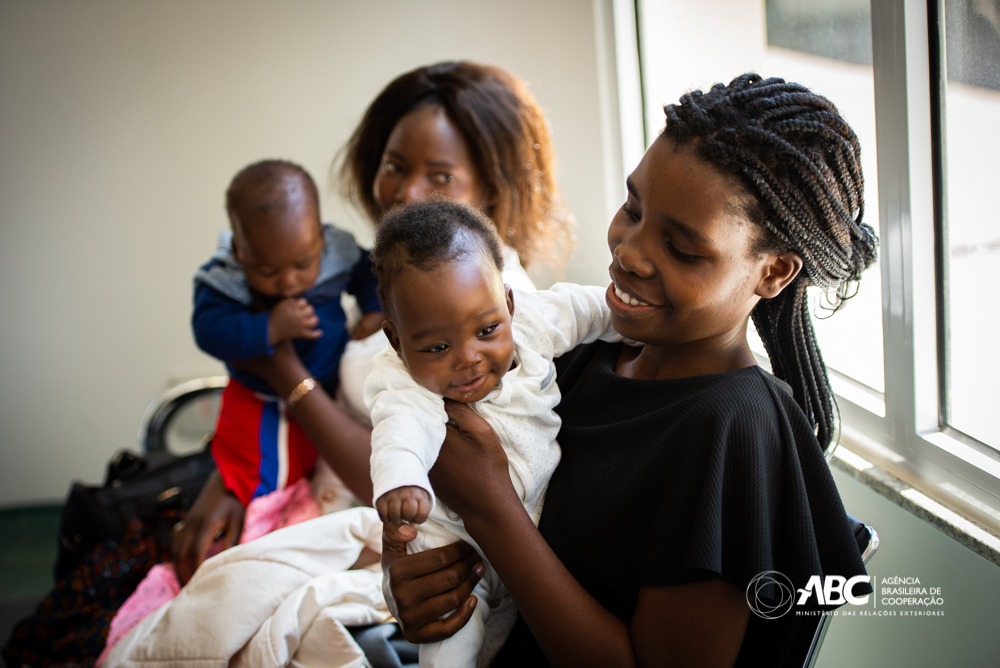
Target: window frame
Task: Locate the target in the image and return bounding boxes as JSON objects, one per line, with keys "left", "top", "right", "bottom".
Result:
{"left": 840, "top": 0, "right": 1000, "bottom": 535}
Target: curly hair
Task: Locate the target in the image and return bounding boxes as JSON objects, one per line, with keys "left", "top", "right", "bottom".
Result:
{"left": 335, "top": 60, "right": 573, "bottom": 271}
{"left": 663, "top": 73, "right": 879, "bottom": 450}
{"left": 371, "top": 200, "right": 505, "bottom": 317}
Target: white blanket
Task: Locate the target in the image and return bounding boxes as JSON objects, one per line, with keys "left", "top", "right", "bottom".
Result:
{"left": 101, "top": 507, "right": 390, "bottom": 668}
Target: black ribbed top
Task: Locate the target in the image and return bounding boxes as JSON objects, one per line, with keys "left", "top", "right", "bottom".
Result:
{"left": 495, "top": 341, "right": 868, "bottom": 665}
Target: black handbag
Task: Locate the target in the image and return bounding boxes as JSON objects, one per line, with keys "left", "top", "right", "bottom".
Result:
{"left": 54, "top": 446, "right": 215, "bottom": 580}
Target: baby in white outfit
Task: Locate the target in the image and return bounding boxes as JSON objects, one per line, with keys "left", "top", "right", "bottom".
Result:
{"left": 365, "top": 200, "right": 619, "bottom": 667}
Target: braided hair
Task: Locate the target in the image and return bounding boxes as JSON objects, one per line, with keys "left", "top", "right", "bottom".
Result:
{"left": 663, "top": 73, "right": 879, "bottom": 450}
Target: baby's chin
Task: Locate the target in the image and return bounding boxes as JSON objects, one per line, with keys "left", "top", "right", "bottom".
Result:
{"left": 443, "top": 376, "right": 500, "bottom": 404}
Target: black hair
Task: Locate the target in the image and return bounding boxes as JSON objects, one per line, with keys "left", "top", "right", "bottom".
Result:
{"left": 226, "top": 159, "right": 319, "bottom": 235}
{"left": 371, "top": 199, "right": 505, "bottom": 316}
{"left": 663, "top": 73, "right": 879, "bottom": 450}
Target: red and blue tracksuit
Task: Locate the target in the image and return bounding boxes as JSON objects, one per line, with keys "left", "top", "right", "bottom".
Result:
{"left": 211, "top": 380, "right": 316, "bottom": 505}
{"left": 192, "top": 223, "right": 380, "bottom": 505}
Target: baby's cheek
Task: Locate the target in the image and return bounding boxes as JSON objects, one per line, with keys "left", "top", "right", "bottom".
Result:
{"left": 409, "top": 366, "right": 448, "bottom": 397}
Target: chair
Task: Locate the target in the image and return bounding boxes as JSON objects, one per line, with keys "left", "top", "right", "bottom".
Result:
{"left": 138, "top": 376, "right": 227, "bottom": 454}
{"left": 800, "top": 516, "right": 880, "bottom": 667}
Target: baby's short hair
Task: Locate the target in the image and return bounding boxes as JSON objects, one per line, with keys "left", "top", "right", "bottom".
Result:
{"left": 225, "top": 159, "right": 319, "bottom": 235}
{"left": 372, "top": 200, "right": 505, "bottom": 315}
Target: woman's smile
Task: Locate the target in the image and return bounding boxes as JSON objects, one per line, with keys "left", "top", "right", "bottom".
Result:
{"left": 612, "top": 283, "right": 651, "bottom": 307}
{"left": 606, "top": 281, "right": 659, "bottom": 320}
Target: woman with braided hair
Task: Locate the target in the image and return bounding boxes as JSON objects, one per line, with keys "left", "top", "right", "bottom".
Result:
{"left": 663, "top": 73, "right": 877, "bottom": 451}
{"left": 380, "top": 73, "right": 879, "bottom": 666}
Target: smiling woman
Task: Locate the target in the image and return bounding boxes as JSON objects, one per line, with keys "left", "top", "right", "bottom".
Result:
{"left": 606, "top": 138, "right": 801, "bottom": 380}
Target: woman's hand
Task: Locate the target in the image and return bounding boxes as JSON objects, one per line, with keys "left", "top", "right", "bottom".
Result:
{"left": 428, "top": 400, "right": 513, "bottom": 517}
{"left": 172, "top": 469, "right": 244, "bottom": 585}
{"left": 381, "top": 521, "right": 483, "bottom": 643}
{"left": 351, "top": 311, "right": 385, "bottom": 341}
{"left": 235, "top": 342, "right": 375, "bottom": 504}
{"left": 232, "top": 340, "right": 304, "bottom": 394}
{"left": 378, "top": 402, "right": 509, "bottom": 643}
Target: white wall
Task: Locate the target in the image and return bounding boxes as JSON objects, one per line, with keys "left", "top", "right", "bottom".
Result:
{"left": 0, "top": 0, "right": 626, "bottom": 506}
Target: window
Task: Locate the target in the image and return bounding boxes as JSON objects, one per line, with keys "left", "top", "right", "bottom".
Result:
{"left": 938, "top": 0, "right": 1000, "bottom": 448}
{"left": 630, "top": 0, "right": 1000, "bottom": 534}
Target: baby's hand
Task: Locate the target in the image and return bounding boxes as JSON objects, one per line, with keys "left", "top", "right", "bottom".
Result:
{"left": 269, "top": 298, "right": 322, "bottom": 345}
{"left": 376, "top": 486, "right": 432, "bottom": 525}
{"left": 351, "top": 311, "right": 385, "bottom": 341}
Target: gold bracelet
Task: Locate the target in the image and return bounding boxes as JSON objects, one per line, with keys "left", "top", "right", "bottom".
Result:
{"left": 285, "top": 377, "right": 317, "bottom": 410}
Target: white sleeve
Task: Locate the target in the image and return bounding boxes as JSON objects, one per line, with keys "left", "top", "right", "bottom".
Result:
{"left": 337, "top": 329, "right": 391, "bottom": 427}
{"left": 363, "top": 347, "right": 447, "bottom": 504}
{"left": 517, "top": 282, "right": 622, "bottom": 356}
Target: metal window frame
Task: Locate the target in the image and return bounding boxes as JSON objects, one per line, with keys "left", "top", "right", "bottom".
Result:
{"left": 836, "top": 0, "right": 1000, "bottom": 535}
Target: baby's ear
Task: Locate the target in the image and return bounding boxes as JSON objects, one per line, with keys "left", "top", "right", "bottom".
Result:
{"left": 757, "top": 252, "right": 803, "bottom": 299}
{"left": 505, "top": 284, "right": 515, "bottom": 317}
{"left": 382, "top": 321, "right": 401, "bottom": 354}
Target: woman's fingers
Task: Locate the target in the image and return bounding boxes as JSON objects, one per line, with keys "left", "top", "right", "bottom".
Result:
{"left": 382, "top": 521, "right": 483, "bottom": 642}
{"left": 171, "top": 471, "right": 245, "bottom": 585}
{"left": 402, "top": 595, "right": 479, "bottom": 644}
